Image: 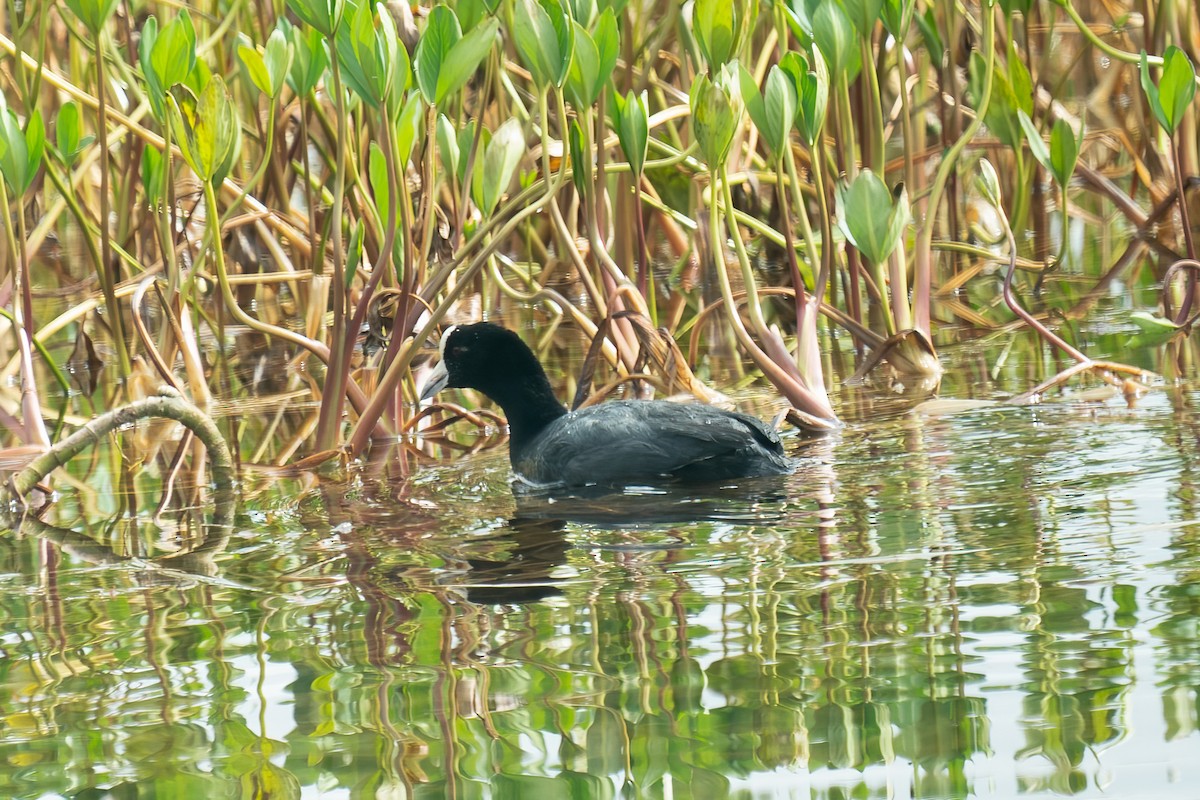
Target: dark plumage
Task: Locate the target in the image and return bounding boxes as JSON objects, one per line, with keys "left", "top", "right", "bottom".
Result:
{"left": 419, "top": 322, "right": 794, "bottom": 487}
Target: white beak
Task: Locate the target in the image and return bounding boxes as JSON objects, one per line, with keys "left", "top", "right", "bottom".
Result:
{"left": 417, "top": 325, "right": 457, "bottom": 402}
{"left": 418, "top": 360, "right": 449, "bottom": 401}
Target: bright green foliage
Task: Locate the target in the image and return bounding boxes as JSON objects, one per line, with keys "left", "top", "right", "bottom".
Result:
{"left": 0, "top": 108, "right": 44, "bottom": 195}
{"left": 969, "top": 50, "right": 1030, "bottom": 149}
{"left": 689, "top": 64, "right": 741, "bottom": 169}
{"left": 336, "top": 0, "right": 410, "bottom": 111}
{"left": 612, "top": 89, "right": 648, "bottom": 176}
{"left": 284, "top": 22, "right": 329, "bottom": 97}
{"left": 740, "top": 64, "right": 795, "bottom": 157}
{"left": 843, "top": 0, "right": 883, "bottom": 34}
{"left": 394, "top": 93, "right": 425, "bottom": 167}
{"left": 812, "top": 1, "right": 855, "bottom": 76}
{"left": 474, "top": 118, "right": 525, "bottom": 216}
{"left": 1141, "top": 46, "right": 1197, "bottom": 136}
{"left": 414, "top": 6, "right": 499, "bottom": 106}
{"left": 511, "top": 0, "right": 574, "bottom": 89}
{"left": 569, "top": 120, "right": 587, "bottom": 194}
{"left": 780, "top": 50, "right": 828, "bottom": 147}
{"left": 437, "top": 113, "right": 461, "bottom": 183}
{"left": 54, "top": 101, "right": 93, "bottom": 167}
{"left": 239, "top": 29, "right": 294, "bottom": 99}
{"left": 286, "top": 0, "right": 344, "bottom": 37}
{"left": 62, "top": 0, "right": 121, "bottom": 35}
{"left": 693, "top": 0, "right": 740, "bottom": 72}
{"left": 566, "top": 9, "right": 619, "bottom": 109}
{"left": 1018, "top": 111, "right": 1083, "bottom": 190}
{"left": 837, "top": 169, "right": 910, "bottom": 266}
{"left": 140, "top": 11, "right": 198, "bottom": 122}
{"left": 168, "top": 76, "right": 240, "bottom": 186}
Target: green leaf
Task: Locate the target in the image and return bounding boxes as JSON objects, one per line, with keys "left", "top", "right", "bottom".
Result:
{"left": 613, "top": 89, "right": 648, "bottom": 176}
{"left": 843, "top": 0, "right": 883, "bottom": 35}
{"left": 569, "top": 119, "right": 587, "bottom": 195}
{"left": 438, "top": 16, "right": 498, "bottom": 104}
{"left": 415, "top": 5, "right": 460, "bottom": 104}
{"left": 152, "top": 10, "right": 197, "bottom": 91}
{"left": 689, "top": 65, "right": 740, "bottom": 169}
{"left": 56, "top": 101, "right": 88, "bottom": 165}
{"left": 512, "top": 0, "right": 574, "bottom": 89}
{"left": 285, "top": 21, "right": 329, "bottom": 96}
{"left": 169, "top": 76, "right": 239, "bottom": 185}
{"left": 693, "top": 0, "right": 737, "bottom": 71}
{"left": 239, "top": 43, "right": 273, "bottom": 96}
{"left": 285, "top": 0, "right": 344, "bottom": 37}
{"left": 1, "top": 109, "right": 46, "bottom": 196}
{"left": 880, "top": 0, "right": 905, "bottom": 37}
{"left": 1048, "top": 117, "right": 1081, "bottom": 189}
{"left": 1017, "top": 109, "right": 1050, "bottom": 171}
{"left": 567, "top": 22, "right": 600, "bottom": 109}
{"left": 394, "top": 92, "right": 425, "bottom": 166}
{"left": 62, "top": 0, "right": 121, "bottom": 35}
{"left": 142, "top": 145, "right": 164, "bottom": 206}
{"left": 264, "top": 28, "right": 293, "bottom": 98}
{"left": 1129, "top": 310, "right": 1181, "bottom": 343}
{"left": 368, "top": 141, "right": 390, "bottom": 222}
{"left": 1008, "top": 39, "right": 1033, "bottom": 116}
{"left": 969, "top": 51, "right": 1021, "bottom": 148}
{"left": 743, "top": 64, "right": 795, "bottom": 157}
{"left": 837, "top": 169, "right": 910, "bottom": 265}
{"left": 1142, "top": 46, "right": 1197, "bottom": 135}
{"left": 437, "top": 113, "right": 461, "bottom": 183}
{"left": 480, "top": 118, "right": 525, "bottom": 215}
{"left": 593, "top": 8, "right": 619, "bottom": 94}
{"left": 812, "top": 1, "right": 854, "bottom": 75}
{"left": 781, "top": 50, "right": 828, "bottom": 146}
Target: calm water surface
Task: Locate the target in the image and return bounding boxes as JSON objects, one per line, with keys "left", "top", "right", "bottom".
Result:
{"left": 2, "top": 347, "right": 1199, "bottom": 799}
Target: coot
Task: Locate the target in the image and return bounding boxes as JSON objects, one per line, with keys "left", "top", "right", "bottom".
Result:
{"left": 419, "top": 323, "right": 794, "bottom": 487}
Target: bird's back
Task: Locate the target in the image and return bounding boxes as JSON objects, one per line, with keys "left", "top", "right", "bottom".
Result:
{"left": 513, "top": 400, "right": 793, "bottom": 487}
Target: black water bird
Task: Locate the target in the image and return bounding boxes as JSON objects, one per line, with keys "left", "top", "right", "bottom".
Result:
{"left": 419, "top": 323, "right": 794, "bottom": 488}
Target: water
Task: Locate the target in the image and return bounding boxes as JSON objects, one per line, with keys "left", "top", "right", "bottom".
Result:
{"left": 3, "top": 340, "right": 1199, "bottom": 799}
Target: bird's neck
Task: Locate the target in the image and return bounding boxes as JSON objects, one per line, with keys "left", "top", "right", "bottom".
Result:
{"left": 486, "top": 379, "right": 568, "bottom": 459}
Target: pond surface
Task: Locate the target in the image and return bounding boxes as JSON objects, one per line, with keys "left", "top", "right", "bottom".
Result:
{"left": 3, "top": 336, "right": 1200, "bottom": 800}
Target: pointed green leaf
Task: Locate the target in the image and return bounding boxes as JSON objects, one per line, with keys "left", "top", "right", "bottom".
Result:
{"left": 567, "top": 21, "right": 600, "bottom": 109}
{"left": 415, "top": 5, "right": 460, "bottom": 104}
{"left": 1048, "top": 117, "right": 1081, "bottom": 189}
{"left": 593, "top": 8, "right": 619, "bottom": 97}
{"left": 480, "top": 118, "right": 525, "bottom": 214}
{"left": 285, "top": 0, "right": 344, "bottom": 37}
{"left": 438, "top": 16, "right": 498, "bottom": 104}
{"left": 843, "top": 0, "right": 883, "bottom": 34}
{"left": 239, "top": 43, "right": 273, "bottom": 96}
{"left": 512, "top": 0, "right": 574, "bottom": 89}
{"left": 569, "top": 119, "right": 587, "bottom": 194}
{"left": 152, "top": 10, "right": 197, "bottom": 90}
{"left": 63, "top": 0, "right": 122, "bottom": 35}
{"left": 264, "top": 27, "right": 293, "bottom": 98}
{"left": 437, "top": 113, "right": 461, "bottom": 183}
{"left": 837, "top": 169, "right": 908, "bottom": 265}
{"left": 812, "top": 2, "right": 854, "bottom": 74}
{"left": 1017, "top": 109, "right": 1050, "bottom": 171}
{"left": 56, "top": 101, "right": 83, "bottom": 164}
{"left": 286, "top": 22, "right": 329, "bottom": 96}
{"left": 614, "top": 89, "right": 648, "bottom": 175}
{"left": 368, "top": 140, "right": 390, "bottom": 222}
{"left": 689, "top": 65, "right": 740, "bottom": 169}
{"left": 1155, "top": 46, "right": 1197, "bottom": 135}
{"left": 693, "top": 0, "right": 737, "bottom": 71}
{"left": 394, "top": 92, "right": 424, "bottom": 166}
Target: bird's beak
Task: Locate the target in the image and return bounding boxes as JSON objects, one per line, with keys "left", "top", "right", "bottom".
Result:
{"left": 418, "top": 359, "right": 448, "bottom": 402}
